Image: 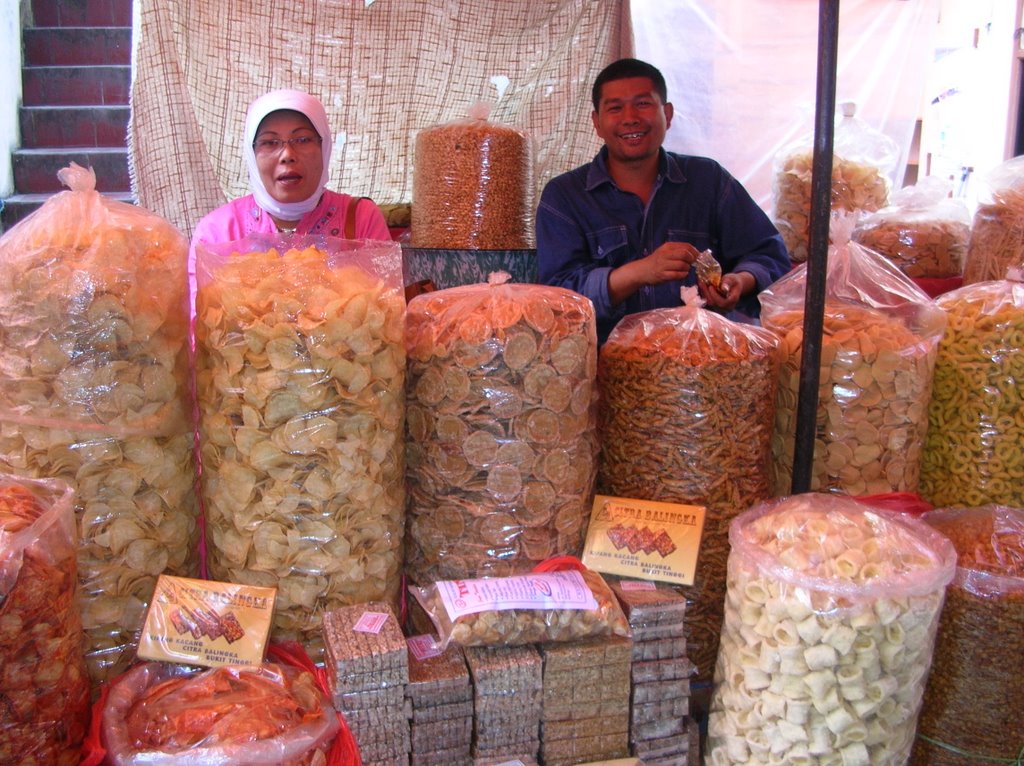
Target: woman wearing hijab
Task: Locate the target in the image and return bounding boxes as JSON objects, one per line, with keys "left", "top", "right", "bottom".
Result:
{"left": 188, "top": 88, "right": 391, "bottom": 306}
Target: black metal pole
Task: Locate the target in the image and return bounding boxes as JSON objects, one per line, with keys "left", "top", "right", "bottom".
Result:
{"left": 791, "top": 0, "right": 840, "bottom": 495}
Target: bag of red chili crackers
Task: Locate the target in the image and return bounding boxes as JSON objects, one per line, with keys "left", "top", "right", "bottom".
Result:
{"left": 0, "top": 475, "right": 89, "bottom": 766}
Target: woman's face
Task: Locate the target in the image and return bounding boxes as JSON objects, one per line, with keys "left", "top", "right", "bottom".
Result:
{"left": 252, "top": 110, "right": 324, "bottom": 204}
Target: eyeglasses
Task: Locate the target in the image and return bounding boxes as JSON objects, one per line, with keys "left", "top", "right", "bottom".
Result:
{"left": 253, "top": 135, "right": 321, "bottom": 156}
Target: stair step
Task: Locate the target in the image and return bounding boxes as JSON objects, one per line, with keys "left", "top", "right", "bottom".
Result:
{"left": 22, "top": 65, "right": 131, "bottom": 107}
{"left": 30, "top": 0, "right": 133, "bottom": 28}
{"left": 20, "top": 105, "right": 130, "bottom": 148}
{"left": 2, "top": 191, "right": 137, "bottom": 233}
{"left": 12, "top": 147, "right": 131, "bottom": 194}
{"left": 23, "top": 27, "right": 132, "bottom": 67}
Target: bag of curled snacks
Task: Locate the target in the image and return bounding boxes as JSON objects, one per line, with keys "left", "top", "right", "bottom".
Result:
{"left": 0, "top": 164, "right": 200, "bottom": 689}
{"left": 707, "top": 493, "right": 956, "bottom": 766}
{"left": 853, "top": 175, "right": 971, "bottom": 279}
{"left": 409, "top": 566, "right": 630, "bottom": 650}
{"left": 99, "top": 660, "right": 341, "bottom": 765}
{"left": 194, "top": 234, "right": 407, "bottom": 661}
{"left": 404, "top": 274, "right": 599, "bottom": 585}
{"left": 963, "top": 154, "right": 1024, "bottom": 284}
{"left": 772, "top": 102, "right": 899, "bottom": 263}
{"left": 919, "top": 278, "right": 1024, "bottom": 508}
{"left": 411, "top": 101, "right": 534, "bottom": 250}
{"left": 597, "top": 304, "right": 781, "bottom": 685}
{"left": 0, "top": 476, "right": 89, "bottom": 766}
{"left": 760, "top": 213, "right": 947, "bottom": 498}
{"left": 910, "top": 505, "right": 1024, "bottom": 766}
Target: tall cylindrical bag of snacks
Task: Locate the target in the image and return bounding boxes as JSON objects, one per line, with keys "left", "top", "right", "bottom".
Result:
{"left": 706, "top": 493, "right": 956, "bottom": 766}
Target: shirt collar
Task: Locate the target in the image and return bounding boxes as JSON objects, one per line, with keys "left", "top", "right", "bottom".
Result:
{"left": 585, "top": 146, "right": 685, "bottom": 192}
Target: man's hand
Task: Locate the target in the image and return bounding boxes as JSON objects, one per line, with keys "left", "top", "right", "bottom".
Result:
{"left": 701, "top": 271, "right": 756, "bottom": 311}
{"left": 608, "top": 242, "right": 700, "bottom": 305}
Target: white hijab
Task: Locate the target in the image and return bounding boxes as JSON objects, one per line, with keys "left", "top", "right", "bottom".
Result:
{"left": 243, "top": 89, "right": 333, "bottom": 221}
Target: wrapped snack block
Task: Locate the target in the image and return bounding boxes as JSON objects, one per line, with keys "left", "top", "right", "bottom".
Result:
{"left": 706, "top": 493, "right": 956, "bottom": 766}
{"left": 407, "top": 639, "right": 473, "bottom": 764}
{"left": 0, "top": 163, "right": 199, "bottom": 687}
{"left": 0, "top": 478, "right": 89, "bottom": 766}
{"left": 196, "top": 236, "right": 407, "bottom": 659}
{"left": 405, "top": 276, "right": 599, "bottom": 583}
{"left": 465, "top": 644, "right": 542, "bottom": 758}
{"left": 598, "top": 306, "right": 780, "bottom": 685}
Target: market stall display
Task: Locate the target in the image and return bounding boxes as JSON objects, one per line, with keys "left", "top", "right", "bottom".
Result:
{"left": 706, "top": 493, "right": 956, "bottom": 766}
{"left": 411, "top": 103, "right": 534, "bottom": 251}
{"left": 919, "top": 278, "right": 1024, "bottom": 508}
{"left": 911, "top": 505, "right": 1024, "bottom": 766}
{"left": 852, "top": 175, "right": 971, "bottom": 279}
{"left": 194, "top": 236, "right": 407, "bottom": 657}
{"left": 771, "top": 102, "right": 899, "bottom": 263}
{"left": 962, "top": 155, "right": 1024, "bottom": 284}
{"left": 762, "top": 217, "right": 947, "bottom": 497}
{"left": 597, "top": 305, "right": 781, "bottom": 685}
{"left": 0, "top": 164, "right": 200, "bottom": 685}
{"left": 0, "top": 477, "right": 89, "bottom": 766}
{"left": 404, "top": 276, "right": 599, "bottom": 583}
{"left": 99, "top": 661, "right": 339, "bottom": 765}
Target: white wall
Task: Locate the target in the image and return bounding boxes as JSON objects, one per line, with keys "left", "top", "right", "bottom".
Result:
{"left": 0, "top": 0, "right": 21, "bottom": 198}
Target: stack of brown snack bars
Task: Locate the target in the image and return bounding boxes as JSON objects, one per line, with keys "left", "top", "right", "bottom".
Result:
{"left": 406, "top": 639, "right": 474, "bottom": 766}
{"left": 464, "top": 644, "right": 543, "bottom": 761}
{"left": 611, "top": 581, "right": 700, "bottom": 766}
{"left": 538, "top": 635, "right": 633, "bottom": 766}
{"left": 322, "top": 602, "right": 410, "bottom": 766}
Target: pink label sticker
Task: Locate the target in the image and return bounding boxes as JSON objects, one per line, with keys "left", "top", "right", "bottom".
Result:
{"left": 619, "top": 579, "right": 658, "bottom": 591}
{"left": 406, "top": 633, "right": 442, "bottom": 661}
{"left": 353, "top": 611, "right": 389, "bottom": 634}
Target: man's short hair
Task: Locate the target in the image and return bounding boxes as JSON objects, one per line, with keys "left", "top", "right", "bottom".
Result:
{"left": 591, "top": 58, "right": 668, "bottom": 111}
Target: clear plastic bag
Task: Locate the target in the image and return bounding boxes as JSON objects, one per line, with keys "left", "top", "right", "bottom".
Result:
{"left": 101, "top": 661, "right": 340, "bottom": 766}
{"left": 772, "top": 102, "right": 900, "bottom": 263}
{"left": 597, "top": 305, "right": 781, "bottom": 683}
{"left": 707, "top": 493, "right": 956, "bottom": 766}
{"left": 0, "top": 476, "right": 89, "bottom": 766}
{"left": 194, "top": 234, "right": 407, "bottom": 659}
{"left": 853, "top": 175, "right": 971, "bottom": 279}
{"left": 919, "top": 278, "right": 1024, "bottom": 508}
{"left": 0, "top": 163, "right": 200, "bottom": 686}
{"left": 963, "top": 155, "right": 1024, "bottom": 284}
{"left": 760, "top": 214, "right": 947, "bottom": 496}
{"left": 411, "top": 102, "right": 535, "bottom": 250}
{"left": 911, "top": 506, "right": 1024, "bottom": 765}
{"left": 409, "top": 566, "right": 630, "bottom": 649}
{"left": 404, "top": 274, "right": 599, "bottom": 584}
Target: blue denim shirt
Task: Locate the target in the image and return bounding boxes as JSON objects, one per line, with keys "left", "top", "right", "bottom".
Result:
{"left": 536, "top": 147, "right": 791, "bottom": 343}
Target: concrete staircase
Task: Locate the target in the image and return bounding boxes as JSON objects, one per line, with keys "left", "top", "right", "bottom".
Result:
{"left": 2, "top": 0, "right": 134, "bottom": 230}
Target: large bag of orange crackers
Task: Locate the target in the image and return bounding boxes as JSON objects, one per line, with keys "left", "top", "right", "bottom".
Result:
{"left": 0, "top": 164, "right": 201, "bottom": 688}
{"left": 0, "top": 475, "right": 89, "bottom": 766}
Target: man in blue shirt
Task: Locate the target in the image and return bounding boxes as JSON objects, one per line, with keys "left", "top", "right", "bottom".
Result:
{"left": 536, "top": 58, "right": 791, "bottom": 343}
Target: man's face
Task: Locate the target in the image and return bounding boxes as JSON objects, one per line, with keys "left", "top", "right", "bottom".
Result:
{"left": 592, "top": 76, "right": 673, "bottom": 166}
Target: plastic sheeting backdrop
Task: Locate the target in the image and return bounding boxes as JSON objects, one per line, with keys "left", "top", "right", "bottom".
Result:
{"left": 129, "top": 0, "right": 633, "bottom": 236}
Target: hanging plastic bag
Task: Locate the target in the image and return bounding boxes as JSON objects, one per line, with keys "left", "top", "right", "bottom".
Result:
{"left": 772, "top": 102, "right": 900, "bottom": 263}
{"left": 853, "top": 175, "right": 971, "bottom": 280}
{"left": 760, "top": 213, "right": 947, "bottom": 497}
{"left": 0, "top": 476, "right": 89, "bottom": 766}
{"left": 962, "top": 154, "right": 1024, "bottom": 284}
{"left": 0, "top": 163, "right": 200, "bottom": 687}
{"left": 919, "top": 276, "right": 1024, "bottom": 508}
{"left": 411, "top": 101, "right": 534, "bottom": 250}
{"left": 194, "top": 234, "right": 407, "bottom": 660}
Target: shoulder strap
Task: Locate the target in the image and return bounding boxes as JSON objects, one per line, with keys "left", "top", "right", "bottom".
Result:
{"left": 344, "top": 196, "right": 373, "bottom": 239}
